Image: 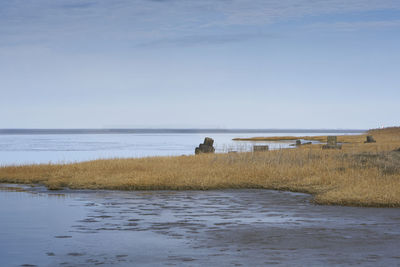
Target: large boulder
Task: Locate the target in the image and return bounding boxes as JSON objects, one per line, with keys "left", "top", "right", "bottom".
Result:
{"left": 195, "top": 137, "right": 215, "bottom": 154}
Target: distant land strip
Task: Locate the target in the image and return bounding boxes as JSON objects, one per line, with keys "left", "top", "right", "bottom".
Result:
{"left": 0, "top": 129, "right": 366, "bottom": 135}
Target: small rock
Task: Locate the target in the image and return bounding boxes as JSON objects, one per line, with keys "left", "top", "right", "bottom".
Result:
{"left": 322, "top": 136, "right": 341, "bottom": 149}
{"left": 364, "top": 135, "right": 376, "bottom": 143}
{"left": 253, "top": 145, "right": 269, "bottom": 152}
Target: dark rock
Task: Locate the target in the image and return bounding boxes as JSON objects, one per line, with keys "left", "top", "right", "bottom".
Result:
{"left": 296, "top": 140, "right": 301, "bottom": 146}
{"left": 199, "top": 143, "right": 215, "bottom": 153}
{"left": 203, "top": 137, "right": 214, "bottom": 146}
{"left": 327, "top": 136, "right": 337, "bottom": 146}
{"left": 322, "top": 136, "right": 341, "bottom": 149}
{"left": 365, "top": 135, "right": 376, "bottom": 143}
{"left": 195, "top": 137, "right": 215, "bottom": 154}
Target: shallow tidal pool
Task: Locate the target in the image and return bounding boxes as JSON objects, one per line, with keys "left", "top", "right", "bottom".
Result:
{"left": 0, "top": 185, "right": 399, "bottom": 266}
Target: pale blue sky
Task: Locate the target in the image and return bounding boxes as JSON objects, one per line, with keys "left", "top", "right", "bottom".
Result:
{"left": 0, "top": 0, "right": 399, "bottom": 129}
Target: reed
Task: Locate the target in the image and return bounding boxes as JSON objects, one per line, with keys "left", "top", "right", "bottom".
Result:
{"left": 0, "top": 127, "right": 399, "bottom": 207}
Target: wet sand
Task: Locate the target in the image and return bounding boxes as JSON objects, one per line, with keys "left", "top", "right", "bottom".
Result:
{"left": 0, "top": 185, "right": 399, "bottom": 266}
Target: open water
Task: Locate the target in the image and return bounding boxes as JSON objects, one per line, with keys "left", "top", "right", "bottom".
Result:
{"left": 0, "top": 129, "right": 363, "bottom": 165}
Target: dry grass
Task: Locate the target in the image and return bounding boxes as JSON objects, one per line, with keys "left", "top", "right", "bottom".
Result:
{"left": 233, "top": 134, "right": 366, "bottom": 143}
{"left": 0, "top": 127, "right": 400, "bottom": 207}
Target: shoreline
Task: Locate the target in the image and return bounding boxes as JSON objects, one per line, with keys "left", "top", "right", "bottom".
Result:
{"left": 0, "top": 182, "right": 398, "bottom": 208}
{"left": 0, "top": 127, "right": 399, "bottom": 208}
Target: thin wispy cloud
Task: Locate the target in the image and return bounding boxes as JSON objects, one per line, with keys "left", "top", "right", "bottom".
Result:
{"left": 215, "top": 0, "right": 400, "bottom": 26}
{"left": 136, "top": 32, "right": 279, "bottom": 47}
{"left": 61, "top": 2, "right": 97, "bottom": 10}
{"left": 306, "top": 20, "right": 400, "bottom": 32}
{"left": 1, "top": 0, "right": 400, "bottom": 48}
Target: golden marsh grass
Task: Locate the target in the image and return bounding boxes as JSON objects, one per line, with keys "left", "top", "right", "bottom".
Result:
{"left": 0, "top": 127, "right": 399, "bottom": 207}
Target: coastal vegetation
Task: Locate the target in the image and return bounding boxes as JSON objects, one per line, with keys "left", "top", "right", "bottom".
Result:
{"left": 0, "top": 127, "right": 399, "bottom": 207}
{"left": 233, "top": 133, "right": 366, "bottom": 143}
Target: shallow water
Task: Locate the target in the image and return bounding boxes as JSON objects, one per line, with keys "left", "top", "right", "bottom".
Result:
{"left": 1, "top": 185, "right": 399, "bottom": 266}
{"left": 0, "top": 130, "right": 361, "bottom": 165}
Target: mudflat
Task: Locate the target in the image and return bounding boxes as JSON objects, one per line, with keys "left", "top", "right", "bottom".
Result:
{"left": 1, "top": 186, "right": 399, "bottom": 266}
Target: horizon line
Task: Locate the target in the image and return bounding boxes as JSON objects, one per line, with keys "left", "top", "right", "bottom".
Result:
{"left": 0, "top": 128, "right": 367, "bottom": 135}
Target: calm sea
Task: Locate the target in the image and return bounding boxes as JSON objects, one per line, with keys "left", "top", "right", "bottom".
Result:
{"left": 0, "top": 129, "right": 365, "bottom": 165}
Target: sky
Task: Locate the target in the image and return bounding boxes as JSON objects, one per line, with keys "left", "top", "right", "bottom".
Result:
{"left": 0, "top": 0, "right": 399, "bottom": 129}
